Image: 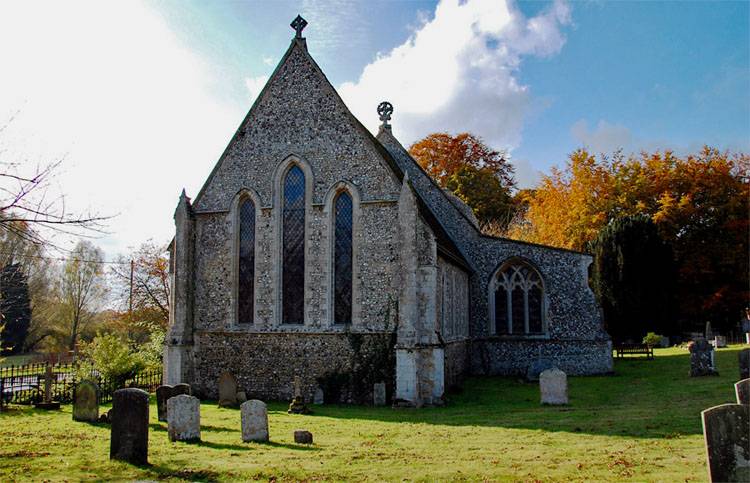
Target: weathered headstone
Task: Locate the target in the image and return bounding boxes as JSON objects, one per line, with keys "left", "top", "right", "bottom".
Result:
{"left": 740, "top": 349, "right": 750, "bottom": 380}
{"left": 373, "top": 382, "right": 386, "bottom": 406}
{"left": 294, "top": 429, "right": 313, "bottom": 444}
{"left": 218, "top": 372, "right": 238, "bottom": 407}
{"left": 736, "top": 379, "right": 750, "bottom": 405}
{"left": 701, "top": 403, "right": 750, "bottom": 482}
{"left": 110, "top": 388, "right": 149, "bottom": 465}
{"left": 313, "top": 387, "right": 324, "bottom": 405}
{"left": 713, "top": 335, "right": 727, "bottom": 348}
{"left": 72, "top": 380, "right": 98, "bottom": 422}
{"left": 167, "top": 394, "right": 201, "bottom": 442}
{"left": 288, "top": 396, "right": 311, "bottom": 414}
{"left": 293, "top": 375, "right": 302, "bottom": 398}
{"left": 237, "top": 391, "right": 248, "bottom": 404}
{"left": 690, "top": 338, "right": 718, "bottom": 377}
{"left": 526, "top": 358, "right": 554, "bottom": 382}
{"left": 540, "top": 368, "right": 568, "bottom": 405}
{"left": 241, "top": 399, "right": 269, "bottom": 442}
{"left": 156, "top": 384, "right": 191, "bottom": 422}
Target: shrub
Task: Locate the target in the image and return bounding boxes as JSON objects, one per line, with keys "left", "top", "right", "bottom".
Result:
{"left": 642, "top": 332, "right": 664, "bottom": 348}
{"left": 78, "top": 333, "right": 145, "bottom": 383}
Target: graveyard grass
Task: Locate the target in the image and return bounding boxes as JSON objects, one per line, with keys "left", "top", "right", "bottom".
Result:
{"left": 0, "top": 346, "right": 744, "bottom": 482}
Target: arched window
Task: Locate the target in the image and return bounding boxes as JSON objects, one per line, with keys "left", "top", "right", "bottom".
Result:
{"left": 333, "top": 192, "right": 353, "bottom": 324}
{"left": 282, "top": 165, "right": 305, "bottom": 324}
{"left": 237, "top": 197, "right": 255, "bottom": 324}
{"left": 492, "top": 261, "right": 544, "bottom": 335}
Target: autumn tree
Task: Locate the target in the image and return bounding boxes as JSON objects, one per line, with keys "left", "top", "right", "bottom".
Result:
{"left": 507, "top": 146, "right": 749, "bottom": 332}
{"left": 590, "top": 215, "right": 676, "bottom": 341}
{"left": 59, "top": 241, "right": 107, "bottom": 351}
{"left": 409, "top": 133, "right": 516, "bottom": 227}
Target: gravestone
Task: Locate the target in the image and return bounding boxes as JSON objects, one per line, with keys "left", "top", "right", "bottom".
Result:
{"left": 167, "top": 394, "right": 201, "bottom": 442}
{"left": 156, "top": 384, "right": 191, "bottom": 422}
{"left": 293, "top": 376, "right": 302, "bottom": 398}
{"left": 241, "top": 400, "right": 269, "bottom": 442}
{"left": 294, "top": 429, "right": 313, "bottom": 444}
{"left": 72, "top": 380, "right": 98, "bottom": 422}
{"left": 218, "top": 372, "right": 238, "bottom": 407}
{"left": 701, "top": 403, "right": 750, "bottom": 482}
{"left": 237, "top": 391, "right": 248, "bottom": 404}
{"left": 740, "top": 349, "right": 750, "bottom": 380}
{"left": 110, "top": 388, "right": 149, "bottom": 465}
{"left": 736, "top": 379, "right": 750, "bottom": 405}
{"left": 713, "top": 336, "right": 726, "bottom": 348}
{"left": 539, "top": 368, "right": 568, "bottom": 405}
{"left": 373, "top": 382, "right": 386, "bottom": 406}
{"left": 526, "top": 358, "right": 554, "bottom": 382}
{"left": 313, "top": 387, "right": 324, "bottom": 405}
{"left": 690, "top": 338, "right": 717, "bottom": 377}
{"left": 705, "top": 321, "right": 713, "bottom": 340}
{"left": 35, "top": 365, "right": 60, "bottom": 410}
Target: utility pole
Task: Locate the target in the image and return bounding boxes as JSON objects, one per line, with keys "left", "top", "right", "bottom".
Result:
{"left": 129, "top": 259, "right": 134, "bottom": 316}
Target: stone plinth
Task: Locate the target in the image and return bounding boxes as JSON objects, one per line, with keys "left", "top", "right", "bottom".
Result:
{"left": 167, "top": 394, "right": 201, "bottom": 442}
{"left": 540, "top": 368, "right": 568, "bottom": 405}
{"left": 241, "top": 400, "right": 269, "bottom": 442}
{"left": 110, "top": 388, "right": 149, "bottom": 465}
{"left": 72, "top": 380, "right": 98, "bottom": 422}
{"left": 294, "top": 430, "right": 313, "bottom": 444}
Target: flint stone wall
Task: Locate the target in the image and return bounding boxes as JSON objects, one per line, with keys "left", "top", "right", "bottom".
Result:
{"left": 472, "top": 338, "right": 613, "bottom": 376}
{"left": 192, "top": 331, "right": 394, "bottom": 402}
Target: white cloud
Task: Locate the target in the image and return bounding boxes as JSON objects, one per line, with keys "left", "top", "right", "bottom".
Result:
{"left": 571, "top": 119, "right": 632, "bottom": 153}
{"left": 245, "top": 76, "right": 270, "bottom": 103}
{"left": 0, "top": 1, "right": 242, "bottom": 257}
{"left": 262, "top": 56, "right": 275, "bottom": 66}
{"left": 339, "top": 0, "right": 571, "bottom": 151}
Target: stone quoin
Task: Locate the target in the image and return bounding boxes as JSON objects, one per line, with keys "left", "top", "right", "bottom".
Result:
{"left": 164, "top": 15, "right": 612, "bottom": 407}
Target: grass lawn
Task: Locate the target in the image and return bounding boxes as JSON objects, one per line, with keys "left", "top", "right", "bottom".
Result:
{"left": 0, "top": 346, "right": 744, "bottom": 482}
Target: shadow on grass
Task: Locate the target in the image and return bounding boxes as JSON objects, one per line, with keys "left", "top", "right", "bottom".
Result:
{"left": 286, "top": 347, "right": 743, "bottom": 439}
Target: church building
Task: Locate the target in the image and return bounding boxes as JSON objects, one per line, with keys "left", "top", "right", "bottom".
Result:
{"left": 165, "top": 17, "right": 612, "bottom": 406}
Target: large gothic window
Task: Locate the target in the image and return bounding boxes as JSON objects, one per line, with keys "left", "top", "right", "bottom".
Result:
{"left": 492, "top": 261, "right": 544, "bottom": 335}
{"left": 282, "top": 165, "right": 305, "bottom": 324}
{"left": 333, "top": 192, "right": 353, "bottom": 324}
{"left": 237, "top": 198, "right": 255, "bottom": 324}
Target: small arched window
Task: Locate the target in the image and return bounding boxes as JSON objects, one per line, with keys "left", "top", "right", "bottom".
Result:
{"left": 333, "top": 192, "right": 353, "bottom": 324}
{"left": 237, "top": 197, "right": 256, "bottom": 324}
{"left": 282, "top": 165, "right": 306, "bottom": 324}
{"left": 492, "top": 261, "right": 544, "bottom": 335}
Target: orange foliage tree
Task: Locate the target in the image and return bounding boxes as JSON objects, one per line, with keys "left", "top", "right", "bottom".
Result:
{"left": 507, "top": 146, "right": 749, "bottom": 331}
{"left": 409, "top": 133, "right": 515, "bottom": 226}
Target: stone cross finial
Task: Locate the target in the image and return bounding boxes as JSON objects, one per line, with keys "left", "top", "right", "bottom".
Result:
{"left": 378, "top": 101, "right": 393, "bottom": 127}
{"left": 291, "top": 15, "right": 308, "bottom": 39}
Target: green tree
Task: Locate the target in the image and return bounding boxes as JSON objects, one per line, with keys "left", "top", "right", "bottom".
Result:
{"left": 445, "top": 166, "right": 515, "bottom": 227}
{"left": 0, "top": 263, "right": 31, "bottom": 355}
{"left": 590, "top": 215, "right": 676, "bottom": 342}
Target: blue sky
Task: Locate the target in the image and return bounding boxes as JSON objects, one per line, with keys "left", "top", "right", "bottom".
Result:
{"left": 0, "top": 0, "right": 747, "bottom": 256}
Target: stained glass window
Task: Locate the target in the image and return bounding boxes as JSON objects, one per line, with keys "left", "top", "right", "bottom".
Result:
{"left": 282, "top": 166, "right": 305, "bottom": 324}
{"left": 494, "top": 287, "right": 508, "bottom": 334}
{"left": 492, "top": 261, "right": 545, "bottom": 335}
{"left": 333, "top": 192, "right": 353, "bottom": 324}
{"left": 238, "top": 198, "right": 255, "bottom": 324}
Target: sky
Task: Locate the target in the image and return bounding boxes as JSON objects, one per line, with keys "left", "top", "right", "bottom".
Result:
{"left": 0, "top": 0, "right": 747, "bottom": 259}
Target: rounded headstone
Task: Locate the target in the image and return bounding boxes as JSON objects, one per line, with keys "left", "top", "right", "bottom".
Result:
{"left": 526, "top": 359, "right": 554, "bottom": 382}
{"left": 701, "top": 403, "right": 750, "bottom": 482}
{"left": 735, "top": 378, "right": 750, "bottom": 405}
{"left": 72, "top": 380, "right": 99, "bottom": 422}
{"left": 167, "top": 394, "right": 201, "bottom": 442}
{"left": 155, "top": 385, "right": 173, "bottom": 422}
{"left": 110, "top": 388, "right": 149, "bottom": 465}
{"left": 739, "top": 349, "right": 750, "bottom": 380}
{"left": 241, "top": 399, "right": 269, "bottom": 442}
{"left": 540, "top": 368, "right": 568, "bottom": 405}
{"left": 294, "top": 429, "right": 313, "bottom": 444}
